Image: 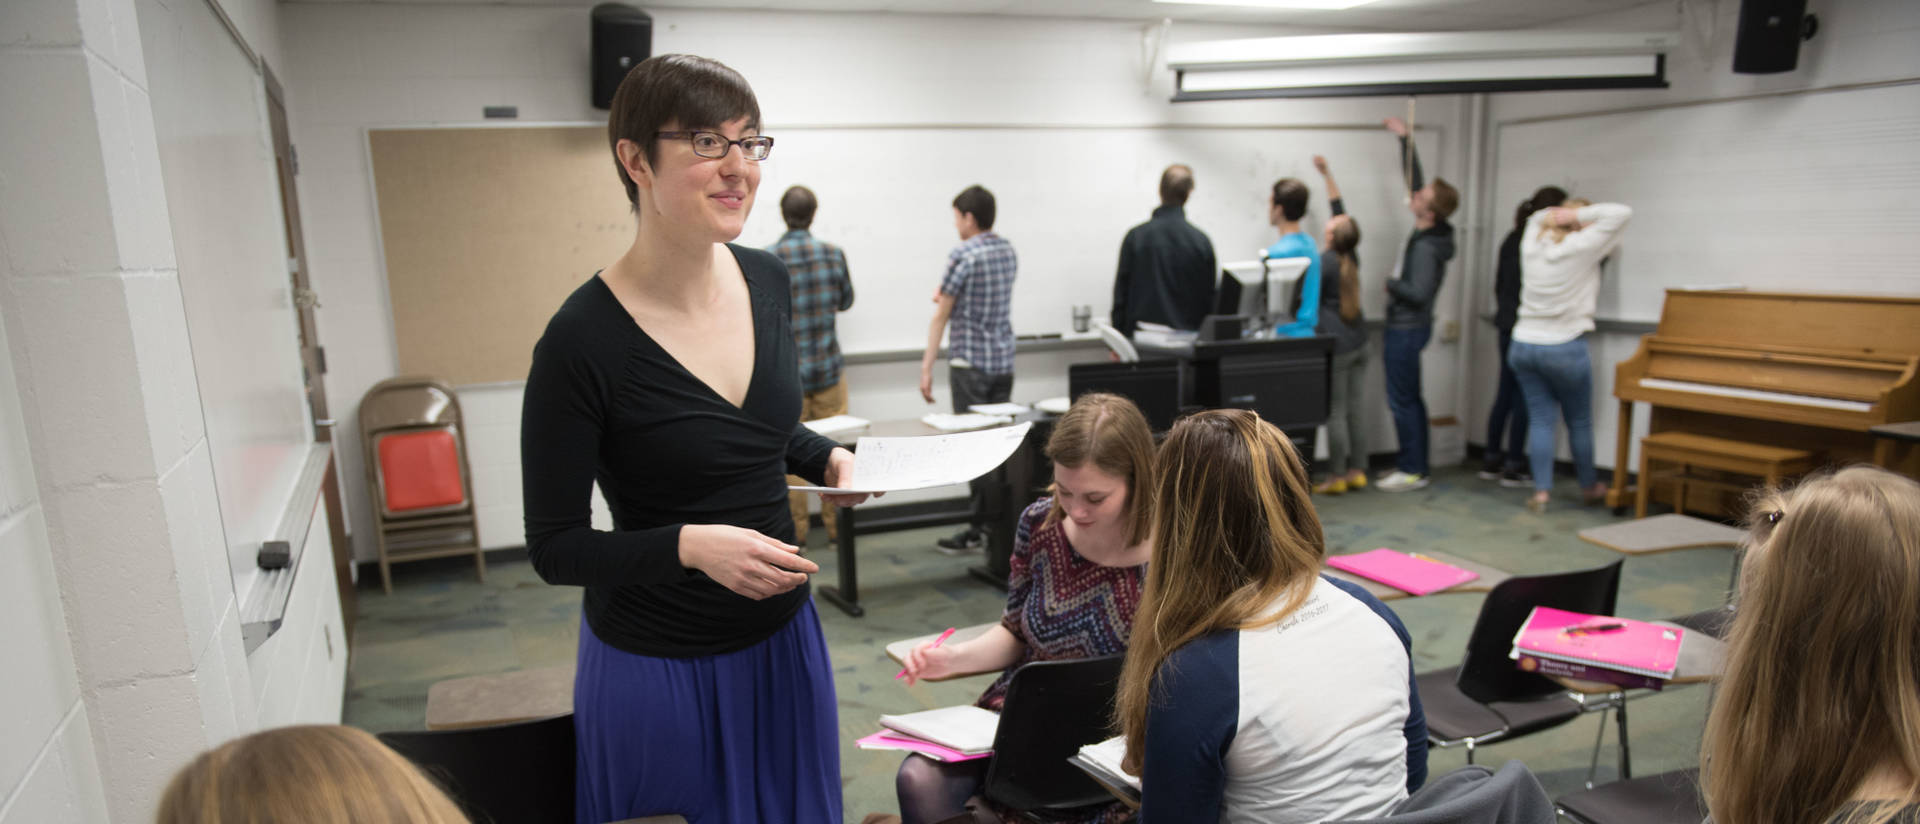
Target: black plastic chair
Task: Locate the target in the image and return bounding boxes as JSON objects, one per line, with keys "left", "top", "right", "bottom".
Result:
{"left": 1417, "top": 560, "right": 1624, "bottom": 767}
{"left": 1556, "top": 768, "right": 1706, "bottom": 824}
{"left": 982, "top": 654, "right": 1127, "bottom": 820}
{"left": 379, "top": 713, "right": 575, "bottom": 824}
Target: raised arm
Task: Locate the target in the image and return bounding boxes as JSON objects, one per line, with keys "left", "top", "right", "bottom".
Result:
{"left": 1313, "top": 155, "right": 1345, "bottom": 214}
{"left": 1384, "top": 118, "right": 1423, "bottom": 194}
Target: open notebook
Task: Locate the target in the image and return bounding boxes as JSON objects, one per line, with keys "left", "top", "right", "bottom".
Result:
{"left": 876, "top": 705, "right": 1000, "bottom": 756}
{"left": 1069, "top": 736, "right": 1140, "bottom": 804}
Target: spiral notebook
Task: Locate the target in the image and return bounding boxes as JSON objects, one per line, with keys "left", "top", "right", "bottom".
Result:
{"left": 1325, "top": 549, "right": 1479, "bottom": 596}
{"left": 1510, "top": 607, "right": 1683, "bottom": 680}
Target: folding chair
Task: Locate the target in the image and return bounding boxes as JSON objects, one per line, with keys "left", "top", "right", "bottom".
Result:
{"left": 360, "top": 376, "right": 483, "bottom": 594}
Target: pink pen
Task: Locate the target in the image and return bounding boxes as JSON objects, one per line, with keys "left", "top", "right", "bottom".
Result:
{"left": 896, "top": 627, "right": 958, "bottom": 681}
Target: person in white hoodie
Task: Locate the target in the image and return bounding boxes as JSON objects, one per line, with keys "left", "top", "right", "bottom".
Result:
{"left": 1509, "top": 199, "right": 1632, "bottom": 513}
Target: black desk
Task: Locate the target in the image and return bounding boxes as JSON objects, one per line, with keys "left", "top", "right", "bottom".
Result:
{"left": 816, "top": 415, "right": 1048, "bottom": 617}
{"left": 1135, "top": 334, "right": 1335, "bottom": 454}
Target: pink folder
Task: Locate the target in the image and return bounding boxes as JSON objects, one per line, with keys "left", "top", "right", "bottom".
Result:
{"left": 1326, "top": 549, "right": 1479, "bottom": 596}
{"left": 1511, "top": 607, "right": 1683, "bottom": 679}
{"left": 855, "top": 732, "right": 992, "bottom": 763}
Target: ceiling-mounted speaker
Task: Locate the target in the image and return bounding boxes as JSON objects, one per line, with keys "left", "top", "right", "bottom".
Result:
{"left": 592, "top": 4, "right": 651, "bottom": 110}
{"left": 1732, "top": 0, "right": 1817, "bottom": 74}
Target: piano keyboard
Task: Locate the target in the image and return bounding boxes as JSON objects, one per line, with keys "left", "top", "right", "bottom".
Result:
{"left": 1639, "top": 378, "right": 1874, "bottom": 413}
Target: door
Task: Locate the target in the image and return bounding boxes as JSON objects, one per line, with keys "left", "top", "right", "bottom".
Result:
{"left": 264, "top": 64, "right": 357, "bottom": 644}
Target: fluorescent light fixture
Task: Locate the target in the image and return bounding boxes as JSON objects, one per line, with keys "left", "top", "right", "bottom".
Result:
{"left": 1153, "top": 0, "right": 1382, "bottom": 10}
{"left": 1168, "top": 31, "right": 1678, "bottom": 99}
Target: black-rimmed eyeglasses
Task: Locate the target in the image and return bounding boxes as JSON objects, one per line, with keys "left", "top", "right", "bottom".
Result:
{"left": 655, "top": 131, "right": 774, "bottom": 161}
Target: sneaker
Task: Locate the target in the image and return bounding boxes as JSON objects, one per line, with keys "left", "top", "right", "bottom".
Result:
{"left": 1344, "top": 472, "right": 1369, "bottom": 491}
{"left": 1477, "top": 460, "right": 1502, "bottom": 481}
{"left": 1376, "top": 471, "right": 1430, "bottom": 493}
{"left": 1313, "top": 477, "right": 1348, "bottom": 495}
{"left": 1499, "top": 470, "right": 1533, "bottom": 489}
{"left": 934, "top": 527, "right": 983, "bottom": 555}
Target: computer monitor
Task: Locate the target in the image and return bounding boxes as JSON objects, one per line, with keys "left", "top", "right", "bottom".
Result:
{"left": 1067, "top": 360, "right": 1183, "bottom": 432}
{"left": 1214, "top": 257, "right": 1313, "bottom": 328}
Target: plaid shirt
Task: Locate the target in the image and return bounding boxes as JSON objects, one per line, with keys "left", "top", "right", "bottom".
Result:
{"left": 768, "top": 230, "right": 854, "bottom": 393}
{"left": 939, "top": 232, "right": 1018, "bottom": 375}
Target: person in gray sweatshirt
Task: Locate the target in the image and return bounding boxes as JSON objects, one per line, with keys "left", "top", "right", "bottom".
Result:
{"left": 1376, "top": 116, "right": 1460, "bottom": 493}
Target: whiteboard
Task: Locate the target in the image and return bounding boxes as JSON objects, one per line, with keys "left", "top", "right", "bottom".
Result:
{"left": 142, "top": 0, "right": 314, "bottom": 600}
{"left": 741, "top": 125, "right": 1444, "bottom": 354}
{"left": 1494, "top": 82, "right": 1920, "bottom": 322}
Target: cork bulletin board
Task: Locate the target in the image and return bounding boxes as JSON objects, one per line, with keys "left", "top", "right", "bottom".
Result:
{"left": 369, "top": 125, "right": 631, "bottom": 386}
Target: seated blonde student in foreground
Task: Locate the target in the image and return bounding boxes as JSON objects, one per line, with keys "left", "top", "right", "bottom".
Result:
{"left": 892, "top": 393, "right": 1156, "bottom": 824}
{"left": 157, "top": 724, "right": 470, "bottom": 824}
{"left": 1115, "top": 409, "right": 1427, "bottom": 823}
{"left": 1701, "top": 465, "right": 1920, "bottom": 824}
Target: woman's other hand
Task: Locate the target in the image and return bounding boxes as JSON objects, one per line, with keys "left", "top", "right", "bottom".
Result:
{"left": 819, "top": 447, "right": 878, "bottom": 508}
{"left": 678, "top": 524, "right": 818, "bottom": 599}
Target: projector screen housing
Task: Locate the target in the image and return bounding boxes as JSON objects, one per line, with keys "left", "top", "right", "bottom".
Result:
{"left": 1169, "top": 31, "right": 1677, "bottom": 100}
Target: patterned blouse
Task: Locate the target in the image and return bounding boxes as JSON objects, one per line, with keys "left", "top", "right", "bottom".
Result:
{"left": 977, "top": 497, "right": 1146, "bottom": 711}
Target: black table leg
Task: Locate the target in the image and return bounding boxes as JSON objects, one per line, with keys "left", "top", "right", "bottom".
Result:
{"left": 816, "top": 504, "right": 863, "bottom": 617}
{"left": 1615, "top": 696, "right": 1632, "bottom": 779}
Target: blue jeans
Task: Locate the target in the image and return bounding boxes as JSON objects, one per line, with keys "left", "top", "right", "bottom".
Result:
{"left": 1383, "top": 325, "right": 1431, "bottom": 475}
{"left": 1483, "top": 328, "right": 1528, "bottom": 472}
{"left": 1508, "top": 336, "right": 1597, "bottom": 493}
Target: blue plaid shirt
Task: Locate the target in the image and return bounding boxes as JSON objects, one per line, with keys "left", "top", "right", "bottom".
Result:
{"left": 939, "top": 232, "right": 1018, "bottom": 375}
{"left": 768, "top": 229, "right": 854, "bottom": 393}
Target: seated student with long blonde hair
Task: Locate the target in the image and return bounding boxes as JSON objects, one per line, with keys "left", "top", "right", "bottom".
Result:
{"left": 1702, "top": 465, "right": 1920, "bottom": 824}
{"left": 894, "top": 392, "right": 1155, "bottom": 824}
{"left": 157, "top": 724, "right": 470, "bottom": 824}
{"left": 1115, "top": 409, "right": 1427, "bottom": 822}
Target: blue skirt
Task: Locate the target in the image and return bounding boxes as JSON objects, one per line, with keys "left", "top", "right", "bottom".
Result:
{"left": 573, "top": 600, "right": 841, "bottom": 824}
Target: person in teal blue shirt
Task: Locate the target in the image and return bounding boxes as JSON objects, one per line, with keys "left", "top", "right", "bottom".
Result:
{"left": 1264, "top": 177, "right": 1320, "bottom": 338}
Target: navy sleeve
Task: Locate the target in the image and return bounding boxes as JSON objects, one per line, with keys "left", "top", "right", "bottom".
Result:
{"left": 1323, "top": 575, "right": 1430, "bottom": 792}
{"left": 1139, "top": 631, "right": 1239, "bottom": 823}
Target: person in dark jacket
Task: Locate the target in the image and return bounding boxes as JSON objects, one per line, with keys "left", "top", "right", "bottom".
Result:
{"left": 1376, "top": 117, "right": 1460, "bottom": 493}
{"left": 1111, "top": 164, "right": 1217, "bottom": 337}
{"left": 1479, "top": 185, "right": 1566, "bottom": 488}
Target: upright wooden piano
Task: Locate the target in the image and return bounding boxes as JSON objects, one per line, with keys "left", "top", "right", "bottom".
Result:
{"left": 1608, "top": 290, "right": 1920, "bottom": 513}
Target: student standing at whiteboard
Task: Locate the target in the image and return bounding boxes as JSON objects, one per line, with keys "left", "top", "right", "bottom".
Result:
{"left": 921, "top": 185, "right": 1019, "bottom": 554}
{"left": 1265, "top": 177, "right": 1322, "bottom": 339}
{"left": 1375, "top": 117, "right": 1460, "bottom": 494}
{"left": 519, "top": 54, "right": 868, "bottom": 824}
{"left": 1480, "top": 185, "right": 1567, "bottom": 489}
{"left": 1511, "top": 198, "right": 1633, "bottom": 513}
{"left": 1306, "top": 155, "right": 1370, "bottom": 496}
{"left": 1111, "top": 164, "right": 1217, "bottom": 337}
{"left": 769, "top": 185, "right": 856, "bottom": 547}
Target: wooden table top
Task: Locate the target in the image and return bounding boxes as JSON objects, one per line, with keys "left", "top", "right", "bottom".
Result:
{"left": 1578, "top": 514, "right": 1747, "bottom": 556}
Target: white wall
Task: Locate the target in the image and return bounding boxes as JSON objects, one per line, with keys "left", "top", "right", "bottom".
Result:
{"left": 1458, "top": 0, "right": 1920, "bottom": 471}
{"left": 282, "top": 5, "right": 1476, "bottom": 557}
{"left": 0, "top": 0, "right": 342, "bottom": 818}
{"left": 0, "top": 316, "right": 108, "bottom": 824}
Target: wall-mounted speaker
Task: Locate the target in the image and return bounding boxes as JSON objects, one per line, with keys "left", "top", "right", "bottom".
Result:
{"left": 1732, "top": 0, "right": 1816, "bottom": 74}
{"left": 592, "top": 4, "right": 652, "bottom": 110}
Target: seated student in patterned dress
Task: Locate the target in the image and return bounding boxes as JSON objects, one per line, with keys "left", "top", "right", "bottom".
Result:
{"left": 893, "top": 392, "right": 1156, "bottom": 824}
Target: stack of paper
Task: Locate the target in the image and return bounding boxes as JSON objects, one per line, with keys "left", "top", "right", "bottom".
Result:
{"left": 1069, "top": 736, "right": 1140, "bottom": 803}
{"left": 921, "top": 412, "right": 1012, "bottom": 432}
{"left": 967, "top": 402, "right": 1030, "bottom": 417}
{"left": 789, "top": 422, "right": 1033, "bottom": 495}
{"left": 1509, "top": 607, "right": 1684, "bottom": 690}
{"left": 857, "top": 705, "right": 1000, "bottom": 763}
{"left": 803, "top": 414, "right": 871, "bottom": 436}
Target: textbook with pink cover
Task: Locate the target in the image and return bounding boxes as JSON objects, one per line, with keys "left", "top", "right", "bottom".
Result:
{"left": 1510, "top": 607, "right": 1683, "bottom": 680}
{"left": 1325, "top": 549, "right": 1479, "bottom": 596}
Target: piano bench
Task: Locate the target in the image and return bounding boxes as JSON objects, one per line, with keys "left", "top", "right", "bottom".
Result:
{"left": 1637, "top": 432, "right": 1818, "bottom": 519}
